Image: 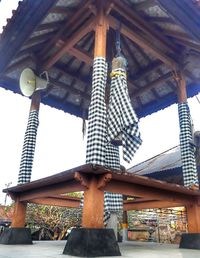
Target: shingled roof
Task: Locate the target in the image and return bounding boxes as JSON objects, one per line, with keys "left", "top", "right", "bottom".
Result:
{"left": 1, "top": 0, "right": 200, "bottom": 118}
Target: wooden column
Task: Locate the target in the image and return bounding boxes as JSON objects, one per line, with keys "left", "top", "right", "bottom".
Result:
{"left": 94, "top": 1, "right": 108, "bottom": 58}
{"left": 11, "top": 199, "right": 27, "bottom": 228}
{"left": 82, "top": 1, "right": 108, "bottom": 229}
{"left": 186, "top": 203, "right": 200, "bottom": 233}
{"left": 176, "top": 71, "right": 187, "bottom": 103}
{"left": 82, "top": 176, "right": 104, "bottom": 228}
{"left": 30, "top": 91, "right": 41, "bottom": 112}
{"left": 122, "top": 211, "right": 128, "bottom": 241}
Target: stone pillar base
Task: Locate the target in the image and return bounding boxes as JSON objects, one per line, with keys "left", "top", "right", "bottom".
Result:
{"left": 0, "top": 228, "right": 32, "bottom": 245}
{"left": 63, "top": 228, "right": 121, "bottom": 257}
{"left": 179, "top": 233, "right": 200, "bottom": 249}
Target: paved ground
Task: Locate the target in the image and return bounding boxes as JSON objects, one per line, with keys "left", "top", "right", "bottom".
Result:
{"left": 0, "top": 240, "right": 200, "bottom": 258}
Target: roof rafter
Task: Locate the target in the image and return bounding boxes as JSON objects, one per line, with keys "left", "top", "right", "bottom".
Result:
{"left": 39, "top": 0, "right": 93, "bottom": 59}
{"left": 112, "top": 0, "right": 178, "bottom": 54}
{"left": 131, "top": 72, "right": 172, "bottom": 98}
{"left": 108, "top": 15, "right": 177, "bottom": 69}
{"left": 41, "top": 16, "right": 95, "bottom": 70}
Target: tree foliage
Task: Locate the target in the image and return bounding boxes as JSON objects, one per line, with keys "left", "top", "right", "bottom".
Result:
{"left": 26, "top": 204, "right": 82, "bottom": 240}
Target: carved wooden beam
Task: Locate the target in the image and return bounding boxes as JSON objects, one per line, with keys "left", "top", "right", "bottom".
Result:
{"left": 74, "top": 172, "right": 90, "bottom": 188}
{"left": 97, "top": 173, "right": 112, "bottom": 189}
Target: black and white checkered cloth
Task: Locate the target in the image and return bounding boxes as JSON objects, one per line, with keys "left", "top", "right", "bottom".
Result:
{"left": 86, "top": 57, "right": 107, "bottom": 165}
{"left": 18, "top": 110, "right": 39, "bottom": 184}
{"left": 178, "top": 102, "right": 199, "bottom": 187}
{"left": 85, "top": 57, "right": 123, "bottom": 224}
{"left": 107, "top": 68, "right": 142, "bottom": 163}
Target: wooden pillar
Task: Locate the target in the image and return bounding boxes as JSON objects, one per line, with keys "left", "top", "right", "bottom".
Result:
{"left": 176, "top": 71, "right": 199, "bottom": 189}
{"left": 94, "top": 1, "right": 108, "bottom": 58}
{"left": 82, "top": 176, "right": 104, "bottom": 228}
{"left": 82, "top": 1, "right": 108, "bottom": 229}
{"left": 11, "top": 199, "right": 27, "bottom": 228}
{"left": 122, "top": 211, "right": 128, "bottom": 241}
{"left": 186, "top": 203, "right": 200, "bottom": 233}
{"left": 30, "top": 91, "right": 41, "bottom": 112}
{"left": 176, "top": 71, "right": 187, "bottom": 103}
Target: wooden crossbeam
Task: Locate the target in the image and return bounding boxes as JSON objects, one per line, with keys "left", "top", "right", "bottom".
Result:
{"left": 42, "top": 16, "right": 95, "bottom": 70}
{"left": 108, "top": 15, "right": 177, "bottom": 69}
{"left": 18, "top": 180, "right": 86, "bottom": 202}
{"left": 103, "top": 180, "right": 194, "bottom": 205}
{"left": 56, "top": 39, "right": 93, "bottom": 65}
{"left": 30, "top": 196, "right": 80, "bottom": 208}
{"left": 124, "top": 200, "right": 183, "bottom": 210}
{"left": 70, "top": 47, "right": 93, "bottom": 66}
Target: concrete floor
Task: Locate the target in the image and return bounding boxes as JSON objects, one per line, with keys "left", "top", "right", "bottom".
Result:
{"left": 0, "top": 241, "right": 200, "bottom": 258}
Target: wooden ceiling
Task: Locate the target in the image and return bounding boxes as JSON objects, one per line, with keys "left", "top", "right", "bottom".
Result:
{"left": 1, "top": 0, "right": 200, "bottom": 119}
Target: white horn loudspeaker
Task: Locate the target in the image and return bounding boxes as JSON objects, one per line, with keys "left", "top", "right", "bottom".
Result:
{"left": 19, "top": 68, "right": 49, "bottom": 97}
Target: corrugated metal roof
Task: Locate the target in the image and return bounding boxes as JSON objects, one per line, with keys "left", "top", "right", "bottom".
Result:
{"left": 128, "top": 146, "right": 182, "bottom": 175}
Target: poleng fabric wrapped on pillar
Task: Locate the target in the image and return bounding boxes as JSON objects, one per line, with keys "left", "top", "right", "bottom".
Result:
{"left": 107, "top": 59, "right": 142, "bottom": 163}
{"left": 178, "top": 102, "right": 199, "bottom": 188}
{"left": 85, "top": 57, "right": 123, "bottom": 224}
{"left": 86, "top": 57, "right": 107, "bottom": 165}
{"left": 18, "top": 110, "right": 39, "bottom": 184}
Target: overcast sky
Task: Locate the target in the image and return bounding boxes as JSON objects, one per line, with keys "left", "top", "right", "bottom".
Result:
{"left": 0, "top": 0, "right": 200, "bottom": 205}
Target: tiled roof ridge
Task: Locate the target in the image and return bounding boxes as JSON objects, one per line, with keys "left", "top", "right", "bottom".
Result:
{"left": 0, "top": 0, "right": 26, "bottom": 38}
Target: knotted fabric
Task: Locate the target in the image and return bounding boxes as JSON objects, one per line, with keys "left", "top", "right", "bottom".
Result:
{"left": 107, "top": 68, "right": 142, "bottom": 163}
{"left": 18, "top": 110, "right": 39, "bottom": 184}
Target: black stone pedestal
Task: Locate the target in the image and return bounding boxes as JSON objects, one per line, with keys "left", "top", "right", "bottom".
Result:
{"left": 63, "top": 228, "right": 121, "bottom": 257}
{"left": 179, "top": 233, "right": 200, "bottom": 249}
{"left": 0, "top": 228, "right": 32, "bottom": 245}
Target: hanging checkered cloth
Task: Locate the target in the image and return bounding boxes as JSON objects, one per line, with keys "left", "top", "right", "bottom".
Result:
{"left": 85, "top": 57, "right": 123, "bottom": 224}
{"left": 178, "top": 102, "right": 199, "bottom": 187}
{"left": 107, "top": 68, "right": 142, "bottom": 163}
{"left": 18, "top": 110, "right": 39, "bottom": 184}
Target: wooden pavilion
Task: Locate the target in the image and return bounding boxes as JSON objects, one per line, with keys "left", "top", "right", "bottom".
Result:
{"left": 1, "top": 0, "right": 200, "bottom": 255}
